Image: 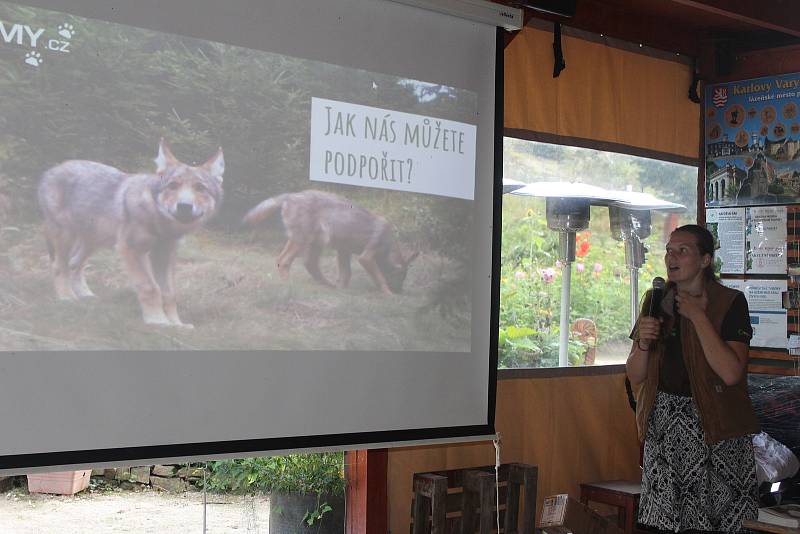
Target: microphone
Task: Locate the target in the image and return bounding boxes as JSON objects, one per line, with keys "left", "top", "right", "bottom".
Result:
{"left": 647, "top": 277, "right": 666, "bottom": 318}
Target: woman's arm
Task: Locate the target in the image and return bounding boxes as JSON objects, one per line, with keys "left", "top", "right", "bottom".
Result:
{"left": 676, "top": 291, "right": 749, "bottom": 385}
{"left": 626, "top": 316, "right": 661, "bottom": 385}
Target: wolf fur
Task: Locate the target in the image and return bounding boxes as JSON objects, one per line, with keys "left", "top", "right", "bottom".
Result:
{"left": 38, "top": 140, "right": 224, "bottom": 326}
{"left": 243, "top": 190, "right": 418, "bottom": 294}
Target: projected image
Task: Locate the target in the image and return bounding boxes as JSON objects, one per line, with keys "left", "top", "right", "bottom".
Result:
{"left": 0, "top": 2, "right": 475, "bottom": 352}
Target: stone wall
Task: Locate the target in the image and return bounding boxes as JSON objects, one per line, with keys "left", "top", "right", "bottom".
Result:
{"left": 91, "top": 464, "right": 205, "bottom": 493}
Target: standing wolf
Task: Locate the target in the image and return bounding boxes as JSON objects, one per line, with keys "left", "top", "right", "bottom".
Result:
{"left": 38, "top": 140, "right": 224, "bottom": 326}
{"left": 243, "top": 190, "right": 418, "bottom": 294}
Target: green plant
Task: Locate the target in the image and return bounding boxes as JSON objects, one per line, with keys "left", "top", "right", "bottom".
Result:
{"left": 498, "top": 324, "right": 588, "bottom": 367}
{"left": 303, "top": 500, "right": 333, "bottom": 527}
{"left": 203, "top": 452, "right": 345, "bottom": 496}
{"left": 203, "top": 453, "right": 345, "bottom": 532}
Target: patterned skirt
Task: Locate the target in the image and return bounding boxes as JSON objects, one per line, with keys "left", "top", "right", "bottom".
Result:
{"left": 638, "top": 391, "right": 758, "bottom": 532}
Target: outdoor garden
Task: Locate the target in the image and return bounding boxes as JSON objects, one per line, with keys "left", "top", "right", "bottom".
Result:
{"left": 499, "top": 138, "right": 698, "bottom": 368}
{"left": 0, "top": 453, "right": 345, "bottom": 534}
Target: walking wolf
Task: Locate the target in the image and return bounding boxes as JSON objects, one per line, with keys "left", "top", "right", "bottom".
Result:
{"left": 243, "top": 190, "right": 417, "bottom": 294}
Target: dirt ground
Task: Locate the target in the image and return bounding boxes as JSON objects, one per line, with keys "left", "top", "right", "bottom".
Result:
{"left": 0, "top": 487, "right": 270, "bottom": 534}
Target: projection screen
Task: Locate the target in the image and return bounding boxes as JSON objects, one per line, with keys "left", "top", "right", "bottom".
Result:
{"left": 0, "top": 0, "right": 505, "bottom": 470}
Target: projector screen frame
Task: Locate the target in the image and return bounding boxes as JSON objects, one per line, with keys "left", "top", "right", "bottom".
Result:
{"left": 0, "top": 3, "right": 504, "bottom": 472}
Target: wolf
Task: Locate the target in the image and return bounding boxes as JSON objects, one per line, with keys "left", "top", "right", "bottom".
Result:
{"left": 37, "top": 140, "right": 224, "bottom": 327}
{"left": 243, "top": 190, "right": 418, "bottom": 294}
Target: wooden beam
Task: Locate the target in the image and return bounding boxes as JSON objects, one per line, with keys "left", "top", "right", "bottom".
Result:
{"left": 345, "top": 449, "right": 388, "bottom": 534}
{"left": 667, "top": 0, "right": 800, "bottom": 38}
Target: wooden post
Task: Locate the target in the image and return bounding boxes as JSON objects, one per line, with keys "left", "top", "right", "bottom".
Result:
{"left": 345, "top": 449, "right": 387, "bottom": 534}
{"left": 505, "top": 469, "right": 521, "bottom": 533}
{"left": 508, "top": 463, "right": 538, "bottom": 533}
{"left": 412, "top": 473, "right": 447, "bottom": 534}
{"left": 463, "top": 469, "right": 496, "bottom": 534}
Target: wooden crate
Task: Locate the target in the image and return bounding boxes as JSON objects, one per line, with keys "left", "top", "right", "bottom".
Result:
{"left": 411, "top": 463, "right": 537, "bottom": 534}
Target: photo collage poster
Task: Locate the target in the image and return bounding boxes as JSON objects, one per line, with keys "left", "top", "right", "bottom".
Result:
{"left": 705, "top": 72, "right": 800, "bottom": 207}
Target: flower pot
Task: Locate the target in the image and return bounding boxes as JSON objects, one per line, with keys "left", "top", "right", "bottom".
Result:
{"left": 269, "top": 492, "right": 345, "bottom": 534}
{"left": 26, "top": 470, "right": 91, "bottom": 495}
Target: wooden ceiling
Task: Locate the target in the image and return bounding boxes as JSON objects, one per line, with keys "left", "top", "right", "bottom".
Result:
{"left": 499, "top": 0, "right": 800, "bottom": 59}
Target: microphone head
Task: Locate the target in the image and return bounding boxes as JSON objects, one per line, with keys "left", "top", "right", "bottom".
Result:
{"left": 652, "top": 277, "right": 666, "bottom": 290}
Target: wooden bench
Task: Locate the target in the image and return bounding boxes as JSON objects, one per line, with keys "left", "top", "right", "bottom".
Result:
{"left": 411, "top": 463, "right": 538, "bottom": 534}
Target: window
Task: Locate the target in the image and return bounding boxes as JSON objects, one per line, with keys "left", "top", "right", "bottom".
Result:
{"left": 500, "top": 137, "right": 697, "bottom": 369}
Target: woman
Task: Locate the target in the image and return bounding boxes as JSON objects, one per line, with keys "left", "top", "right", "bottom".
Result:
{"left": 626, "top": 224, "right": 759, "bottom": 532}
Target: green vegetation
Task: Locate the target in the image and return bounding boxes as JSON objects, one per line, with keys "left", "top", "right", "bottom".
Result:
{"left": 499, "top": 196, "right": 648, "bottom": 367}
{"left": 203, "top": 453, "right": 345, "bottom": 496}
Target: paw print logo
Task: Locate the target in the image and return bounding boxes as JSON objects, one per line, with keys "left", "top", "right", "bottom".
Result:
{"left": 58, "top": 23, "right": 75, "bottom": 40}
{"left": 24, "top": 51, "right": 43, "bottom": 67}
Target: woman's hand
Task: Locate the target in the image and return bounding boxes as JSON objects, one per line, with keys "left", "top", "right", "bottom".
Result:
{"left": 636, "top": 316, "right": 662, "bottom": 349}
{"left": 675, "top": 290, "right": 708, "bottom": 323}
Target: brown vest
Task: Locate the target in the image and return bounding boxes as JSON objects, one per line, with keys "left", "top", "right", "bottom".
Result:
{"left": 633, "top": 280, "right": 760, "bottom": 444}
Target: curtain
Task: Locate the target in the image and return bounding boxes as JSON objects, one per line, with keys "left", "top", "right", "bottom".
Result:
{"left": 505, "top": 25, "right": 700, "bottom": 161}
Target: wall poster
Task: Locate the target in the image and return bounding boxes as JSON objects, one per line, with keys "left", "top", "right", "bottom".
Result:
{"left": 705, "top": 72, "right": 800, "bottom": 207}
{"left": 721, "top": 279, "right": 788, "bottom": 349}
{"left": 706, "top": 206, "right": 787, "bottom": 274}
{"left": 746, "top": 206, "right": 788, "bottom": 274}
{"left": 707, "top": 207, "right": 746, "bottom": 274}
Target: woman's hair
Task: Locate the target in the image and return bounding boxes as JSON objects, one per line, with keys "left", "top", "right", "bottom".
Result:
{"left": 672, "top": 224, "right": 717, "bottom": 280}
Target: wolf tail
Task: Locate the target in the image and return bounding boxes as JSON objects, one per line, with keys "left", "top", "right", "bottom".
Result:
{"left": 242, "top": 194, "right": 287, "bottom": 226}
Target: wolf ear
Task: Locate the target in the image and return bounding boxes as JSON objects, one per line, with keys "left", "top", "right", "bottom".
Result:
{"left": 155, "top": 139, "right": 179, "bottom": 174}
{"left": 203, "top": 148, "right": 225, "bottom": 183}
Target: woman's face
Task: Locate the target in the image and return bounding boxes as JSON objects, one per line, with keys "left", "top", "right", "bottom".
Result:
{"left": 664, "top": 231, "right": 711, "bottom": 284}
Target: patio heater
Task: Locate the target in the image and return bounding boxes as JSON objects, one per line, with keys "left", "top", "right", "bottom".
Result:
{"left": 605, "top": 191, "right": 685, "bottom": 330}
{"left": 510, "top": 182, "right": 621, "bottom": 367}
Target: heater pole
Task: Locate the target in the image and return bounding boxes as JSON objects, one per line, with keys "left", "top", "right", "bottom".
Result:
{"left": 613, "top": 210, "right": 650, "bottom": 332}
{"left": 630, "top": 266, "right": 639, "bottom": 332}
{"left": 557, "top": 230, "right": 576, "bottom": 368}
{"left": 559, "top": 260, "right": 571, "bottom": 367}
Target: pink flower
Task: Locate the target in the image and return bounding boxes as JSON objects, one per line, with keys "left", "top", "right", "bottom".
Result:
{"left": 514, "top": 271, "right": 527, "bottom": 281}
{"left": 540, "top": 267, "right": 556, "bottom": 283}
{"left": 576, "top": 263, "right": 585, "bottom": 272}
{"left": 555, "top": 260, "right": 563, "bottom": 268}
{"left": 593, "top": 262, "right": 602, "bottom": 273}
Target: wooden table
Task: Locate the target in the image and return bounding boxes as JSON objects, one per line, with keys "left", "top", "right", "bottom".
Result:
{"left": 579, "top": 480, "right": 641, "bottom": 534}
{"left": 742, "top": 519, "right": 800, "bottom": 533}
